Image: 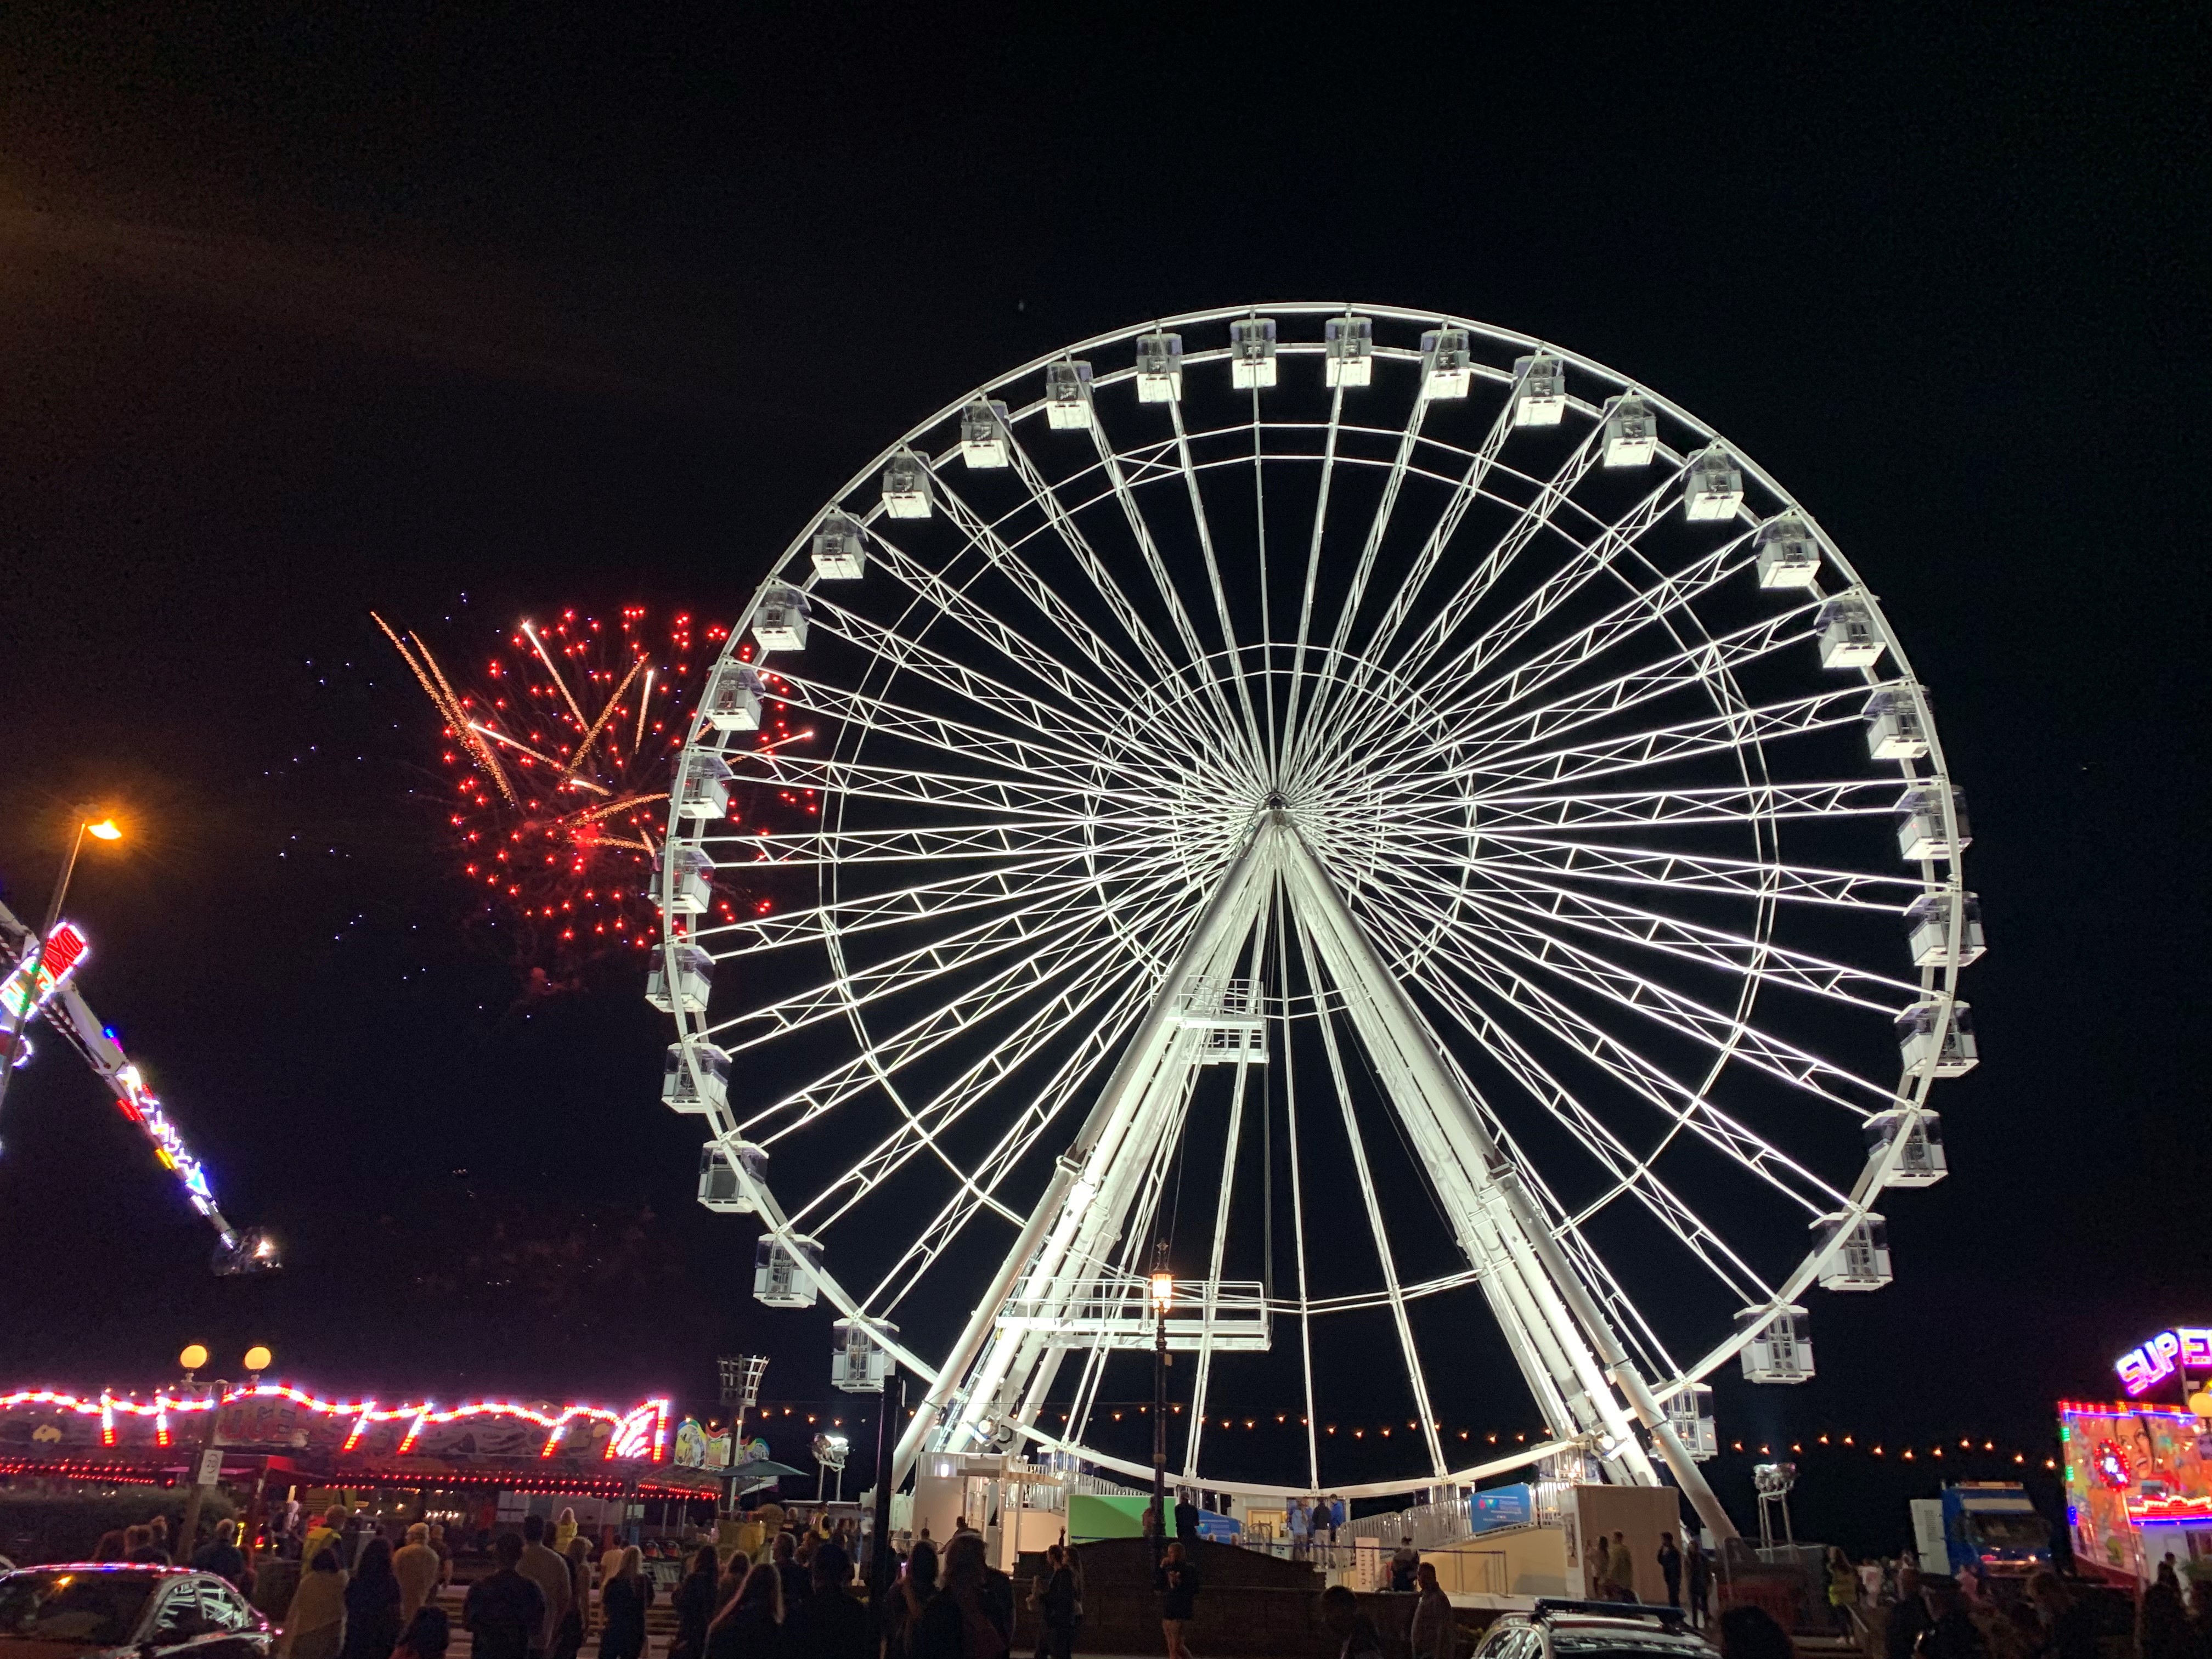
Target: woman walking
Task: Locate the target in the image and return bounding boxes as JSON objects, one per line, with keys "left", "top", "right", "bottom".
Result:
{"left": 704, "top": 1563, "right": 782, "bottom": 1659}
{"left": 597, "top": 1548, "right": 649, "bottom": 1659}
{"left": 1156, "top": 1541, "right": 1200, "bottom": 1659}
{"left": 883, "top": 1538, "right": 937, "bottom": 1659}
{"left": 669, "top": 1545, "right": 719, "bottom": 1659}
{"left": 1034, "top": 1544, "right": 1077, "bottom": 1659}
{"left": 338, "top": 1538, "right": 402, "bottom": 1659}
{"left": 550, "top": 1539, "right": 592, "bottom": 1659}
{"left": 283, "top": 1548, "right": 349, "bottom": 1659}
{"left": 917, "top": 1534, "right": 1012, "bottom": 1659}
{"left": 1825, "top": 1547, "right": 1858, "bottom": 1636}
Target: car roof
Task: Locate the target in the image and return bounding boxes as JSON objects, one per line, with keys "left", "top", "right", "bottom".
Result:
{"left": 4, "top": 1566, "right": 205, "bottom": 1579}
{"left": 1492, "top": 1607, "right": 1713, "bottom": 1647}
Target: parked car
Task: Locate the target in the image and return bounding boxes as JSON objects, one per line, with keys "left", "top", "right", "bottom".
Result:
{"left": 0, "top": 1565, "right": 273, "bottom": 1659}
{"left": 1473, "top": 1599, "right": 1717, "bottom": 1659}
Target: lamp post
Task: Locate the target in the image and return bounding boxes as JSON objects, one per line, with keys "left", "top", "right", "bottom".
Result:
{"left": 175, "top": 1342, "right": 239, "bottom": 1567}
{"left": 1149, "top": 1268, "right": 1173, "bottom": 1568}
{"left": 716, "top": 1356, "right": 767, "bottom": 1517}
{"left": 870, "top": 1361, "right": 904, "bottom": 1602}
{"left": 0, "top": 814, "right": 122, "bottom": 1134}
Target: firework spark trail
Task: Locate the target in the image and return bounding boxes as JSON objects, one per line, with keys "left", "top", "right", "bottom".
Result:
{"left": 567, "top": 654, "right": 647, "bottom": 780}
{"left": 521, "top": 618, "right": 592, "bottom": 734}
{"left": 633, "top": 668, "right": 656, "bottom": 754}
{"left": 466, "top": 720, "right": 617, "bottom": 794}
{"left": 421, "top": 631, "right": 522, "bottom": 806}
{"left": 373, "top": 611, "right": 520, "bottom": 806}
{"left": 379, "top": 605, "right": 805, "bottom": 975}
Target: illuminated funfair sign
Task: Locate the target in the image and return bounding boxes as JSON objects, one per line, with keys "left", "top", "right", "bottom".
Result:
{"left": 106, "top": 1053, "right": 223, "bottom": 1227}
{"left": 0, "top": 923, "right": 91, "bottom": 1060}
{"left": 2115, "top": 1328, "right": 2212, "bottom": 1397}
{"left": 2059, "top": 1399, "right": 2212, "bottom": 1584}
{"left": 0, "top": 1383, "right": 671, "bottom": 1465}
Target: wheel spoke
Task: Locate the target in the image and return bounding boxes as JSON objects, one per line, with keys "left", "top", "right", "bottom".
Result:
{"left": 1291, "top": 906, "right": 1449, "bottom": 1478}
{"left": 1374, "top": 880, "right": 1897, "bottom": 1116}
{"left": 1361, "top": 901, "right": 1852, "bottom": 1216}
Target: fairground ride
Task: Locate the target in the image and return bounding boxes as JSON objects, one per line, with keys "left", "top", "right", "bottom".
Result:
{"left": 650, "top": 304, "right": 1978, "bottom": 1539}
{"left": 0, "top": 897, "right": 279, "bottom": 1276}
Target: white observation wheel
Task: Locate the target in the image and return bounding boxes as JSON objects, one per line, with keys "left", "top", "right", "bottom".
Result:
{"left": 653, "top": 304, "right": 1977, "bottom": 1526}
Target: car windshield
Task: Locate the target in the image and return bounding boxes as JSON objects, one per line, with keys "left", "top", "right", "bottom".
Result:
{"left": 1966, "top": 1514, "right": 2050, "bottom": 1550}
{"left": 0, "top": 1571, "right": 159, "bottom": 1645}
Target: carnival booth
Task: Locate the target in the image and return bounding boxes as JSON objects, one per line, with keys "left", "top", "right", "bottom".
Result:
{"left": 0, "top": 1381, "right": 724, "bottom": 1568}
{"left": 2062, "top": 1324, "right": 2212, "bottom": 1584}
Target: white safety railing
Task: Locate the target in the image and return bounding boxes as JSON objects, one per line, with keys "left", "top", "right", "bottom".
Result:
{"left": 994, "top": 1277, "right": 1271, "bottom": 1351}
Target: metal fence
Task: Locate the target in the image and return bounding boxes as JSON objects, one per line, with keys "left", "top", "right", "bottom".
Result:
{"left": 1350, "top": 1495, "right": 1479, "bottom": 1552}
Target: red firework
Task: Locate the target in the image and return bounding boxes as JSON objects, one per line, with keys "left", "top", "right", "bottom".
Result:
{"left": 375, "top": 606, "right": 803, "bottom": 975}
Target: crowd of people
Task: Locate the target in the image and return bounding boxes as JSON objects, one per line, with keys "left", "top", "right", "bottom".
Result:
{"left": 1283, "top": 1494, "right": 1350, "bottom": 1560}
{"left": 78, "top": 1496, "right": 2212, "bottom": 1659}
{"left": 1864, "top": 1558, "right": 2212, "bottom": 1659}
{"left": 91, "top": 1514, "right": 265, "bottom": 1587}
{"left": 249, "top": 1506, "right": 1043, "bottom": 1659}
{"left": 1582, "top": 1528, "right": 1716, "bottom": 1622}
{"left": 273, "top": 1510, "right": 627, "bottom": 1659}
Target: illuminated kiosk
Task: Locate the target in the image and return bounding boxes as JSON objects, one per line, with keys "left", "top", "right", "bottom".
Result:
{"left": 0, "top": 1381, "right": 726, "bottom": 1567}
{"left": 2064, "top": 1324, "right": 2212, "bottom": 1583}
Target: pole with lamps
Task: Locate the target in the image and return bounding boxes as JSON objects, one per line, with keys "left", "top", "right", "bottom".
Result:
{"left": 0, "top": 814, "right": 122, "bottom": 1135}
{"left": 172, "top": 1345, "right": 272, "bottom": 1565}
{"left": 1149, "top": 1266, "right": 1173, "bottom": 1568}
{"left": 173, "top": 1343, "right": 230, "bottom": 1566}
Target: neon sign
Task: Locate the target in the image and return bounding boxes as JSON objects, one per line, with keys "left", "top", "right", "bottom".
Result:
{"left": 2115, "top": 1328, "right": 2212, "bottom": 1396}
{"left": 1, "top": 923, "right": 89, "bottom": 1027}
{"left": 109, "top": 1060, "right": 219, "bottom": 1220}
{"left": 0, "top": 1383, "right": 673, "bottom": 1464}
{"left": 2130, "top": 1495, "right": 2212, "bottom": 1524}
{"left": 2094, "top": 1440, "right": 2132, "bottom": 1488}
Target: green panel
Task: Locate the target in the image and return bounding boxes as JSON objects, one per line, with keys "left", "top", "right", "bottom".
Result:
{"left": 1069, "top": 1492, "right": 1151, "bottom": 1541}
{"left": 1065, "top": 1492, "right": 1218, "bottom": 1542}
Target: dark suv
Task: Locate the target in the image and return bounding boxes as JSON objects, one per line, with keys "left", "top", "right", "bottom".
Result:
{"left": 0, "top": 1566, "right": 273, "bottom": 1659}
{"left": 1474, "top": 1600, "right": 1718, "bottom": 1659}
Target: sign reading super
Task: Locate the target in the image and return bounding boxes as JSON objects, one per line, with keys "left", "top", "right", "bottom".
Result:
{"left": 2115, "top": 1327, "right": 2212, "bottom": 1396}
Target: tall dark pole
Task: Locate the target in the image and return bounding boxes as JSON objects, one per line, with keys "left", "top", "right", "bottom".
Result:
{"left": 177, "top": 1376, "right": 227, "bottom": 1566}
{"left": 1151, "top": 1297, "right": 1167, "bottom": 1568}
{"left": 870, "top": 1363, "right": 904, "bottom": 1602}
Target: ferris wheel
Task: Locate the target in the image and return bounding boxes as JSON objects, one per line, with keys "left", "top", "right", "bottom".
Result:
{"left": 651, "top": 303, "right": 1978, "bottom": 1526}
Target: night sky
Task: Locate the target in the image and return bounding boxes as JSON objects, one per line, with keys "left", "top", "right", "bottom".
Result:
{"left": 0, "top": 6, "right": 2203, "bottom": 1551}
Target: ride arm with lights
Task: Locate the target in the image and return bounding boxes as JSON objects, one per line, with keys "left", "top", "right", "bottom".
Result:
{"left": 0, "top": 896, "right": 278, "bottom": 1275}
